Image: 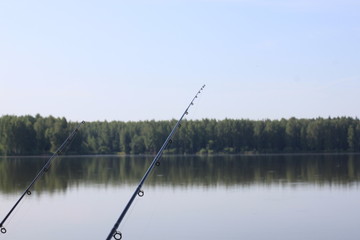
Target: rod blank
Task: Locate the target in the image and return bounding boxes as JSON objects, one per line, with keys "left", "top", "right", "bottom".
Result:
{"left": 105, "top": 85, "right": 206, "bottom": 240}
{"left": 0, "top": 121, "right": 85, "bottom": 234}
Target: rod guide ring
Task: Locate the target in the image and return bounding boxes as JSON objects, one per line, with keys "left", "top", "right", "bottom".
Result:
{"left": 1, "top": 227, "right": 6, "bottom": 234}
{"left": 138, "top": 190, "right": 144, "bottom": 197}
{"left": 26, "top": 190, "right": 32, "bottom": 195}
{"left": 156, "top": 161, "right": 160, "bottom": 166}
{"left": 113, "top": 231, "right": 122, "bottom": 240}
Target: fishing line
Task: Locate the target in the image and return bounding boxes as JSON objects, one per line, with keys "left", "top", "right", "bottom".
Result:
{"left": 1, "top": 184, "right": 32, "bottom": 232}
{"left": 118, "top": 190, "right": 140, "bottom": 233}
{"left": 0, "top": 121, "right": 85, "bottom": 235}
{"left": 134, "top": 164, "right": 163, "bottom": 238}
{"left": 138, "top": 185, "right": 166, "bottom": 240}
{"left": 4, "top": 187, "right": 33, "bottom": 234}
{"left": 4, "top": 194, "right": 26, "bottom": 229}
{"left": 190, "top": 88, "right": 204, "bottom": 120}
{"left": 105, "top": 85, "right": 206, "bottom": 240}
{"left": 118, "top": 159, "right": 151, "bottom": 236}
{"left": 121, "top": 157, "right": 158, "bottom": 235}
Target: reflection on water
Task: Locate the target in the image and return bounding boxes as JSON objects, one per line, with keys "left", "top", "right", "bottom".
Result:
{"left": 0, "top": 154, "right": 360, "bottom": 194}
{"left": 1, "top": 154, "right": 360, "bottom": 240}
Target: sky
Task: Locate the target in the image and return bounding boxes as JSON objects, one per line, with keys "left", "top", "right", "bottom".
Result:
{"left": 0, "top": 0, "right": 359, "bottom": 122}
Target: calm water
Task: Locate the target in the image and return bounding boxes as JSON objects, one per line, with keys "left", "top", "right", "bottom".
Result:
{"left": 1, "top": 154, "right": 360, "bottom": 240}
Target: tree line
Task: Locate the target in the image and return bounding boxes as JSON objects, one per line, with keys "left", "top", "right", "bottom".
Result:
{"left": 1, "top": 114, "right": 360, "bottom": 156}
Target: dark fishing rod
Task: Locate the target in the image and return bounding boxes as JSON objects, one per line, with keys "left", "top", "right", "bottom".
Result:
{"left": 0, "top": 121, "right": 85, "bottom": 235}
{"left": 106, "top": 85, "right": 206, "bottom": 240}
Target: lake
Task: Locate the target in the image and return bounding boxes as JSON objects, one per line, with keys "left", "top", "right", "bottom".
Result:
{"left": 1, "top": 154, "right": 360, "bottom": 240}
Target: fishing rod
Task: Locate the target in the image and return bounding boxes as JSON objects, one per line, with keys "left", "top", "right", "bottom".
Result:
{"left": 0, "top": 121, "right": 85, "bottom": 235}
{"left": 106, "top": 85, "right": 206, "bottom": 240}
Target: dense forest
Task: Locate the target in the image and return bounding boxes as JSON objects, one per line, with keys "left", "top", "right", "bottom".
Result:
{"left": 1, "top": 114, "right": 360, "bottom": 156}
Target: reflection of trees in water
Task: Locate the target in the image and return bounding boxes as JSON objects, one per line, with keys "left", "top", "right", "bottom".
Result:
{"left": 1, "top": 154, "right": 360, "bottom": 194}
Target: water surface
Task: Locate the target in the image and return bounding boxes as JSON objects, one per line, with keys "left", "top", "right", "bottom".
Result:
{"left": 1, "top": 154, "right": 360, "bottom": 240}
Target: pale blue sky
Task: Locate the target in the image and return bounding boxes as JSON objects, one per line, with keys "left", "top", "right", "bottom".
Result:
{"left": 1, "top": 0, "right": 359, "bottom": 121}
